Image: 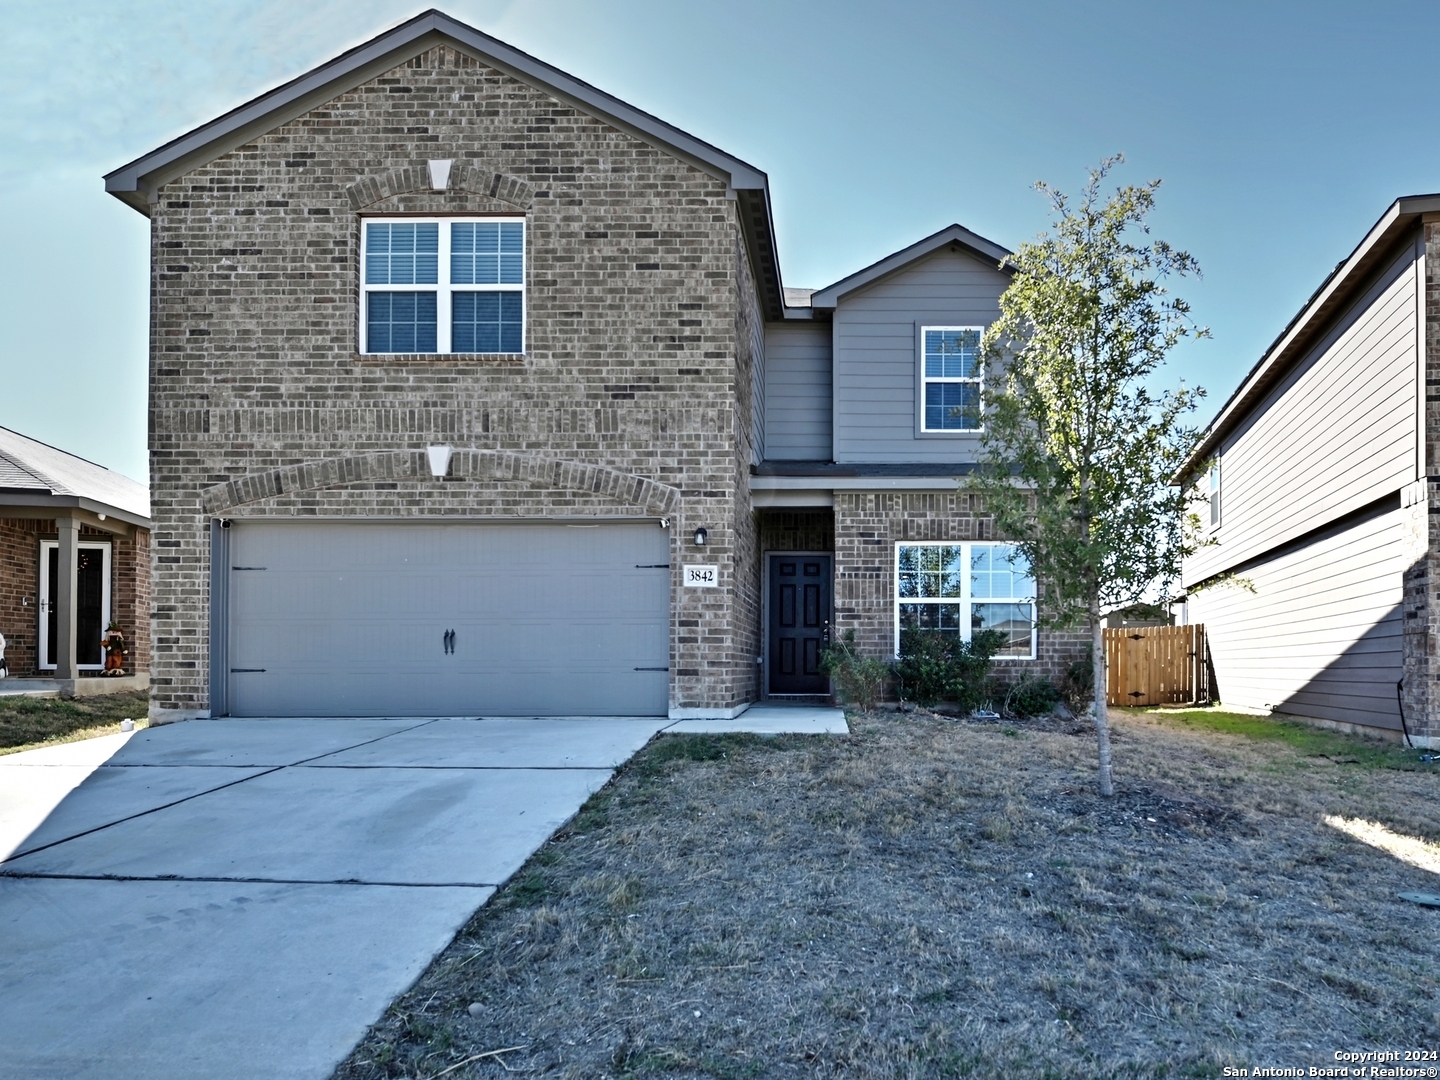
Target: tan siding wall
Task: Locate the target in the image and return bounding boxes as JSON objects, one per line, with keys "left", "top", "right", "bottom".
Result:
{"left": 1189, "top": 507, "right": 1413, "bottom": 731}
{"left": 1186, "top": 239, "right": 1420, "bottom": 585}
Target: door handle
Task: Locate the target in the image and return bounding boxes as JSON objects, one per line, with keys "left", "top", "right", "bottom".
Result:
{"left": 443, "top": 629, "right": 455, "bottom": 654}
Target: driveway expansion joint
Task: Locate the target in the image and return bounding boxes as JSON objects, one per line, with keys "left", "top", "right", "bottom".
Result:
{"left": 0, "top": 871, "right": 497, "bottom": 888}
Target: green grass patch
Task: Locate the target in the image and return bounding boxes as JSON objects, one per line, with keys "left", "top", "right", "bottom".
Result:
{"left": 1134, "top": 706, "right": 1433, "bottom": 770}
{"left": 0, "top": 690, "right": 149, "bottom": 754}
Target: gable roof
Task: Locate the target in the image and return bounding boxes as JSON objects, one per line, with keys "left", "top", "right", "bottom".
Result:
{"left": 1178, "top": 192, "right": 1440, "bottom": 481}
{"left": 103, "top": 9, "right": 786, "bottom": 317}
{"left": 0, "top": 427, "right": 150, "bottom": 525}
{"left": 806, "top": 223, "right": 1012, "bottom": 312}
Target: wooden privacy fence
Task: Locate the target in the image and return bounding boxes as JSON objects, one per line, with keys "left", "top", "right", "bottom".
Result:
{"left": 1104, "top": 624, "right": 1208, "bottom": 707}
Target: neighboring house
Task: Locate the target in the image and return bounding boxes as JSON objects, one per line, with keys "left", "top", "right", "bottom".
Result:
{"left": 0, "top": 427, "right": 151, "bottom": 688}
{"left": 1178, "top": 193, "right": 1440, "bottom": 743}
{"left": 105, "top": 10, "right": 1085, "bottom": 722}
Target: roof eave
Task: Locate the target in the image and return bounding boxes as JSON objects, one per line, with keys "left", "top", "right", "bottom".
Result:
{"left": 810, "top": 224, "right": 1013, "bottom": 310}
{"left": 103, "top": 8, "right": 785, "bottom": 317}
{"left": 0, "top": 492, "right": 151, "bottom": 531}
{"left": 103, "top": 9, "right": 770, "bottom": 205}
{"left": 1176, "top": 193, "right": 1440, "bottom": 482}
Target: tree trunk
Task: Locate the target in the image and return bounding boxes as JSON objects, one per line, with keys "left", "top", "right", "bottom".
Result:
{"left": 1090, "top": 601, "right": 1115, "bottom": 797}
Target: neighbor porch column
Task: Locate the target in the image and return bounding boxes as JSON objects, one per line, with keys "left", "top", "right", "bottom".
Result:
{"left": 54, "top": 515, "right": 79, "bottom": 681}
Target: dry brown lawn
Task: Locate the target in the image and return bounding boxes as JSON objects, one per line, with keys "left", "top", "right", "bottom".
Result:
{"left": 333, "top": 707, "right": 1440, "bottom": 1080}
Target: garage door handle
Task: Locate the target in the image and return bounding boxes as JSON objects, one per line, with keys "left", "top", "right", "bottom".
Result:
{"left": 634, "top": 666, "right": 668, "bottom": 671}
{"left": 230, "top": 668, "right": 266, "bottom": 673}
{"left": 635, "top": 564, "right": 671, "bottom": 569}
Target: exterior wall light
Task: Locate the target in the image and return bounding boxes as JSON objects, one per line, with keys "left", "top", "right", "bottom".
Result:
{"left": 693, "top": 526, "right": 708, "bottom": 546}
{"left": 426, "top": 445, "right": 454, "bottom": 478}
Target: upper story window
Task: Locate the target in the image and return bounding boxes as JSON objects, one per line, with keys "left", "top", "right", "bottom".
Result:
{"left": 895, "top": 542, "right": 1036, "bottom": 659}
{"left": 1208, "top": 459, "right": 1221, "bottom": 528}
{"left": 920, "top": 326, "right": 983, "bottom": 432}
{"left": 361, "top": 218, "right": 525, "bottom": 355}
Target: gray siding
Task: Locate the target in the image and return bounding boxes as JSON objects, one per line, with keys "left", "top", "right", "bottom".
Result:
{"left": 764, "top": 321, "right": 832, "bottom": 460}
{"left": 1186, "top": 238, "right": 1421, "bottom": 585}
{"left": 832, "top": 247, "right": 1009, "bottom": 463}
{"left": 1189, "top": 507, "right": 1408, "bottom": 731}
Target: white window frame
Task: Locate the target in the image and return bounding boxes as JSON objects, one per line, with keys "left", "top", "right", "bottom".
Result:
{"left": 893, "top": 541, "right": 1036, "bottom": 660}
{"left": 359, "top": 216, "right": 526, "bottom": 355}
{"left": 1208, "top": 459, "right": 1222, "bottom": 530}
{"left": 38, "top": 540, "right": 112, "bottom": 671}
{"left": 919, "top": 324, "right": 985, "bottom": 433}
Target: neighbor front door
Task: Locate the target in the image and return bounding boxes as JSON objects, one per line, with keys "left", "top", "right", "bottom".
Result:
{"left": 767, "top": 554, "right": 831, "bottom": 695}
{"left": 40, "top": 541, "right": 110, "bottom": 670}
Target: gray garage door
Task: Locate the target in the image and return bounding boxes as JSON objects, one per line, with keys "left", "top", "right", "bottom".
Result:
{"left": 225, "top": 522, "right": 670, "bottom": 717}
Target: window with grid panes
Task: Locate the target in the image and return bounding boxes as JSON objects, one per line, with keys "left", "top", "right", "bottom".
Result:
{"left": 895, "top": 542, "right": 1036, "bottom": 658}
{"left": 361, "top": 218, "right": 524, "bottom": 354}
{"left": 920, "top": 326, "right": 983, "bottom": 431}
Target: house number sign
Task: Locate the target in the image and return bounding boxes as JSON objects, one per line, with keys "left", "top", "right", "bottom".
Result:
{"left": 683, "top": 564, "right": 718, "bottom": 588}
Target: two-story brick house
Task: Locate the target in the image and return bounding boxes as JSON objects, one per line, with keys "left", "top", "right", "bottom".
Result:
{"left": 107, "top": 10, "right": 1084, "bottom": 721}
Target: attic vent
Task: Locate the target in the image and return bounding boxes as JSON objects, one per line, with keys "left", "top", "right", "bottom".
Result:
{"left": 427, "top": 159, "right": 453, "bottom": 191}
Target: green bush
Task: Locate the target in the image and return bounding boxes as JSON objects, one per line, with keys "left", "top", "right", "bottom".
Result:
{"left": 819, "top": 630, "right": 890, "bottom": 711}
{"left": 1003, "top": 674, "right": 1061, "bottom": 718}
{"left": 894, "top": 628, "right": 1006, "bottom": 710}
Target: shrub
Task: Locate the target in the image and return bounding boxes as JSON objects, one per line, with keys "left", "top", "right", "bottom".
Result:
{"left": 894, "top": 628, "right": 1006, "bottom": 710}
{"left": 1060, "top": 657, "right": 1094, "bottom": 714}
{"left": 819, "top": 630, "right": 890, "bottom": 711}
{"left": 1003, "top": 674, "right": 1061, "bottom": 718}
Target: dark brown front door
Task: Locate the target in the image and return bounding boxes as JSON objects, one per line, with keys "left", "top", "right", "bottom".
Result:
{"left": 768, "top": 554, "right": 831, "bottom": 695}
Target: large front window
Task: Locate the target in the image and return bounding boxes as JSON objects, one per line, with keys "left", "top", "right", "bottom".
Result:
{"left": 920, "top": 326, "right": 983, "bottom": 431}
{"left": 895, "top": 542, "right": 1036, "bottom": 658}
{"left": 361, "top": 217, "right": 525, "bottom": 355}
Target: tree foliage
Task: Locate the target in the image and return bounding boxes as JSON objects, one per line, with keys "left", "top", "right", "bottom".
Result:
{"left": 969, "top": 156, "right": 1208, "bottom": 795}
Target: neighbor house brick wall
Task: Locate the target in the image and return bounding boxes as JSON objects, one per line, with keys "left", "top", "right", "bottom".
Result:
{"left": 113, "top": 527, "right": 151, "bottom": 674}
{"left": 833, "top": 491, "right": 1088, "bottom": 686}
{"left": 0, "top": 519, "right": 151, "bottom": 677}
{"left": 148, "top": 44, "right": 762, "bottom": 716}
{"left": 0, "top": 520, "right": 40, "bottom": 676}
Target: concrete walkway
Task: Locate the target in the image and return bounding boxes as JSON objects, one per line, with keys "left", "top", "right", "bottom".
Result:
{"left": 0, "top": 706, "right": 845, "bottom": 1080}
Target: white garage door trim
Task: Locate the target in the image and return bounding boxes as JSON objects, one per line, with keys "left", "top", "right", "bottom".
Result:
{"left": 210, "top": 519, "right": 671, "bottom": 717}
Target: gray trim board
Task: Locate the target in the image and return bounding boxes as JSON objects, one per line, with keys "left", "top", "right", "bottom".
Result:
{"left": 754, "top": 461, "right": 977, "bottom": 477}
{"left": 102, "top": 9, "right": 786, "bottom": 318}
{"left": 209, "top": 519, "right": 231, "bottom": 718}
{"left": 810, "top": 224, "right": 1012, "bottom": 310}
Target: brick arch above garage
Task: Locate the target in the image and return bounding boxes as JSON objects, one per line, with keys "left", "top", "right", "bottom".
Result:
{"left": 199, "top": 450, "right": 681, "bottom": 517}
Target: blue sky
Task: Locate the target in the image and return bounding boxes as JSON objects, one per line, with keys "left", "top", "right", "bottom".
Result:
{"left": 3, "top": 0, "right": 1437, "bottom": 480}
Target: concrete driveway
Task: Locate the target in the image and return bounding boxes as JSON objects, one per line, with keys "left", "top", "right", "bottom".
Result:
{"left": 0, "top": 707, "right": 844, "bottom": 1080}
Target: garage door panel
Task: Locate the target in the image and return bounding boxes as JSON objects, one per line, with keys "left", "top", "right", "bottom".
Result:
{"left": 227, "top": 522, "right": 670, "bottom": 717}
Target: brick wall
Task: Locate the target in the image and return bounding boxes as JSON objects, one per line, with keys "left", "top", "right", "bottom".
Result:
{"left": 0, "top": 519, "right": 150, "bottom": 677}
{"left": 0, "top": 520, "right": 39, "bottom": 676}
{"left": 833, "top": 491, "right": 1089, "bottom": 686}
{"left": 758, "top": 510, "right": 833, "bottom": 553}
{"left": 147, "top": 44, "right": 761, "bottom": 716}
{"left": 113, "top": 527, "right": 151, "bottom": 674}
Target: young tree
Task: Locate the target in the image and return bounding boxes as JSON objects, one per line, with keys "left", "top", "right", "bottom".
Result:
{"left": 970, "top": 156, "right": 1207, "bottom": 797}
